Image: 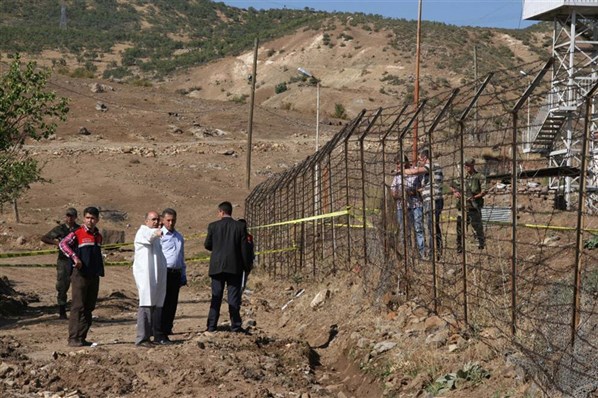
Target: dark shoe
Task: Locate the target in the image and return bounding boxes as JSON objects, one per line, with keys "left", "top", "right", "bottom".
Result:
{"left": 156, "top": 339, "right": 174, "bottom": 345}
{"left": 478, "top": 244, "right": 485, "bottom": 250}
{"left": 59, "top": 305, "right": 67, "bottom": 319}
{"left": 456, "top": 247, "right": 463, "bottom": 254}
{"left": 68, "top": 340, "right": 82, "bottom": 347}
{"left": 231, "top": 327, "right": 251, "bottom": 335}
{"left": 136, "top": 340, "right": 153, "bottom": 348}
{"left": 81, "top": 340, "right": 93, "bottom": 347}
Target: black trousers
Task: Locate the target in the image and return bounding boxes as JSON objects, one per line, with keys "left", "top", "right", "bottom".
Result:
{"left": 207, "top": 272, "right": 243, "bottom": 332}
{"left": 69, "top": 269, "right": 99, "bottom": 344}
{"left": 161, "top": 269, "right": 181, "bottom": 335}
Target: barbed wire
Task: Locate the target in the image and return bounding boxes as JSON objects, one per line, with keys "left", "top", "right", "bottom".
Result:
{"left": 246, "top": 57, "right": 598, "bottom": 396}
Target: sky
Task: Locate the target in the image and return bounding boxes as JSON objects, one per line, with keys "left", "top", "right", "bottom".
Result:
{"left": 219, "top": 0, "right": 536, "bottom": 29}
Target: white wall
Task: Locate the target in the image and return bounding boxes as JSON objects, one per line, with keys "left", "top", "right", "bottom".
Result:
{"left": 523, "top": 0, "right": 598, "bottom": 20}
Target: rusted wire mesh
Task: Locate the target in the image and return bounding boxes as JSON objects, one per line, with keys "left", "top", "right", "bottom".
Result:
{"left": 245, "top": 58, "right": 598, "bottom": 396}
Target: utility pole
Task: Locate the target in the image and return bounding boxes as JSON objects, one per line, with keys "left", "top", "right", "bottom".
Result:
{"left": 473, "top": 45, "right": 478, "bottom": 142}
{"left": 246, "top": 37, "right": 259, "bottom": 190}
{"left": 59, "top": 3, "right": 67, "bottom": 30}
{"left": 413, "top": 0, "right": 423, "bottom": 163}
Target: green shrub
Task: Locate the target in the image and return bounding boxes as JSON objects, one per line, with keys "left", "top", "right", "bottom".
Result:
{"left": 129, "top": 77, "right": 153, "bottom": 87}
{"left": 380, "top": 74, "right": 404, "bottom": 86}
{"left": 70, "top": 68, "right": 95, "bottom": 78}
{"left": 334, "top": 103, "right": 347, "bottom": 119}
{"left": 230, "top": 94, "right": 248, "bottom": 104}
{"left": 275, "top": 82, "right": 288, "bottom": 94}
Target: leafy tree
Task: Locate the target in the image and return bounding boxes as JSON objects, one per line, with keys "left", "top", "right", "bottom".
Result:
{"left": 0, "top": 55, "right": 69, "bottom": 219}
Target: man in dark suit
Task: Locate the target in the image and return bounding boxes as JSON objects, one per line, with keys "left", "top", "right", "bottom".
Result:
{"left": 204, "top": 201, "right": 251, "bottom": 333}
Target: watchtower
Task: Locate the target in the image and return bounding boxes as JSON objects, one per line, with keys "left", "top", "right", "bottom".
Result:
{"left": 523, "top": 0, "right": 598, "bottom": 211}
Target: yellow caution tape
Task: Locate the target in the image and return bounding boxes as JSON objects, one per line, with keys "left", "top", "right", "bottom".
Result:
{"left": 187, "top": 232, "right": 207, "bottom": 239}
{"left": 347, "top": 211, "right": 375, "bottom": 228}
{"left": 103, "top": 242, "right": 133, "bottom": 249}
{"left": 0, "top": 249, "right": 59, "bottom": 258}
{"left": 0, "top": 262, "right": 134, "bottom": 268}
{"left": 0, "top": 242, "right": 132, "bottom": 259}
{"left": 0, "top": 263, "right": 56, "bottom": 268}
{"left": 335, "top": 223, "right": 375, "bottom": 229}
{"left": 442, "top": 215, "right": 598, "bottom": 233}
{"left": 0, "top": 233, "right": 209, "bottom": 260}
{"left": 256, "top": 246, "right": 298, "bottom": 255}
{"left": 4, "top": 209, "right": 594, "bottom": 264}
{"left": 185, "top": 254, "right": 211, "bottom": 263}
{"left": 251, "top": 208, "right": 351, "bottom": 230}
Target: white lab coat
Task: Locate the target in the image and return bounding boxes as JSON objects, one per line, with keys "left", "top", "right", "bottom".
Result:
{"left": 133, "top": 225, "right": 167, "bottom": 307}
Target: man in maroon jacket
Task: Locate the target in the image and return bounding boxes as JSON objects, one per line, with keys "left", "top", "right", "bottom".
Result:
{"left": 59, "top": 206, "right": 104, "bottom": 347}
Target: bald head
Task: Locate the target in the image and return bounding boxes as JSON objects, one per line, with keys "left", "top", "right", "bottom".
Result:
{"left": 145, "top": 211, "right": 160, "bottom": 228}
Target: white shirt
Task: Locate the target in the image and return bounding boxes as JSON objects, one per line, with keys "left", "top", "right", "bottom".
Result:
{"left": 391, "top": 172, "right": 423, "bottom": 209}
{"left": 133, "top": 225, "right": 167, "bottom": 307}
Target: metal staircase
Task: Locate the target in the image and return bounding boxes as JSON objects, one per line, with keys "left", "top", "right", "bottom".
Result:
{"left": 525, "top": 104, "right": 574, "bottom": 154}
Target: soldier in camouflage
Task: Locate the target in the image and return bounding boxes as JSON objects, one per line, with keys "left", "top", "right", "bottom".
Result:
{"left": 41, "top": 208, "right": 80, "bottom": 319}
{"left": 451, "top": 158, "right": 487, "bottom": 252}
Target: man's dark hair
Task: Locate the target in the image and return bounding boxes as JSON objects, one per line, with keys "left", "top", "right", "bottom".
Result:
{"left": 394, "top": 154, "right": 410, "bottom": 164}
{"left": 418, "top": 149, "right": 430, "bottom": 159}
{"left": 218, "top": 201, "right": 233, "bottom": 216}
{"left": 83, "top": 206, "right": 100, "bottom": 218}
{"left": 162, "top": 208, "right": 177, "bottom": 218}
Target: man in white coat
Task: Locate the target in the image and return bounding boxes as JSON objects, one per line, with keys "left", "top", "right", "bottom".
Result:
{"left": 133, "top": 211, "right": 169, "bottom": 347}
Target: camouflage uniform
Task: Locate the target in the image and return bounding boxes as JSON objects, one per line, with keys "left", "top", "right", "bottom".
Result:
{"left": 455, "top": 170, "right": 486, "bottom": 250}
{"left": 42, "top": 223, "right": 79, "bottom": 306}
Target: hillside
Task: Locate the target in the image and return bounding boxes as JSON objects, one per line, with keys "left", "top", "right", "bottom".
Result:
{"left": 0, "top": 0, "right": 551, "bottom": 118}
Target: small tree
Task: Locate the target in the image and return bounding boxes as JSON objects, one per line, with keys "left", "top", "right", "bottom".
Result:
{"left": 0, "top": 55, "right": 69, "bottom": 220}
{"left": 275, "top": 82, "right": 288, "bottom": 94}
{"left": 334, "top": 103, "right": 347, "bottom": 119}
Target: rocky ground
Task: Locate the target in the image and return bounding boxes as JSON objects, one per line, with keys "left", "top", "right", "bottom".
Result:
{"left": 0, "top": 263, "right": 539, "bottom": 398}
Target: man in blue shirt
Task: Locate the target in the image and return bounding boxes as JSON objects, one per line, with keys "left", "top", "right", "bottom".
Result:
{"left": 160, "top": 208, "right": 187, "bottom": 340}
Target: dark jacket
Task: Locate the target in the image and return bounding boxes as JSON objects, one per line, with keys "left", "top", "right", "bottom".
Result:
{"left": 42, "top": 223, "right": 80, "bottom": 261}
{"left": 204, "top": 217, "right": 251, "bottom": 276}
{"left": 59, "top": 226, "right": 104, "bottom": 277}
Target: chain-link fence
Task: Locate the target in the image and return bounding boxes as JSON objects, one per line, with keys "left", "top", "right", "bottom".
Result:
{"left": 245, "top": 58, "right": 598, "bottom": 397}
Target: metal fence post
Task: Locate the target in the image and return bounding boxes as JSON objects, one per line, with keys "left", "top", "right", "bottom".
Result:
{"left": 358, "top": 109, "right": 383, "bottom": 274}
{"left": 571, "top": 82, "right": 598, "bottom": 345}
{"left": 456, "top": 72, "right": 495, "bottom": 325}
{"left": 425, "top": 89, "right": 460, "bottom": 312}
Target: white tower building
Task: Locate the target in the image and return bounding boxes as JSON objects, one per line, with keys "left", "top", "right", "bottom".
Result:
{"left": 523, "top": 0, "right": 598, "bottom": 211}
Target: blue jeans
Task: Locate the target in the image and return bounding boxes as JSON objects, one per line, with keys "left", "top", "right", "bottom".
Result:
{"left": 424, "top": 199, "right": 444, "bottom": 255}
{"left": 397, "top": 206, "right": 425, "bottom": 257}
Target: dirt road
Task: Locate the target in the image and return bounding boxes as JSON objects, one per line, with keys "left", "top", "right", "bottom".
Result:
{"left": 0, "top": 261, "right": 382, "bottom": 398}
